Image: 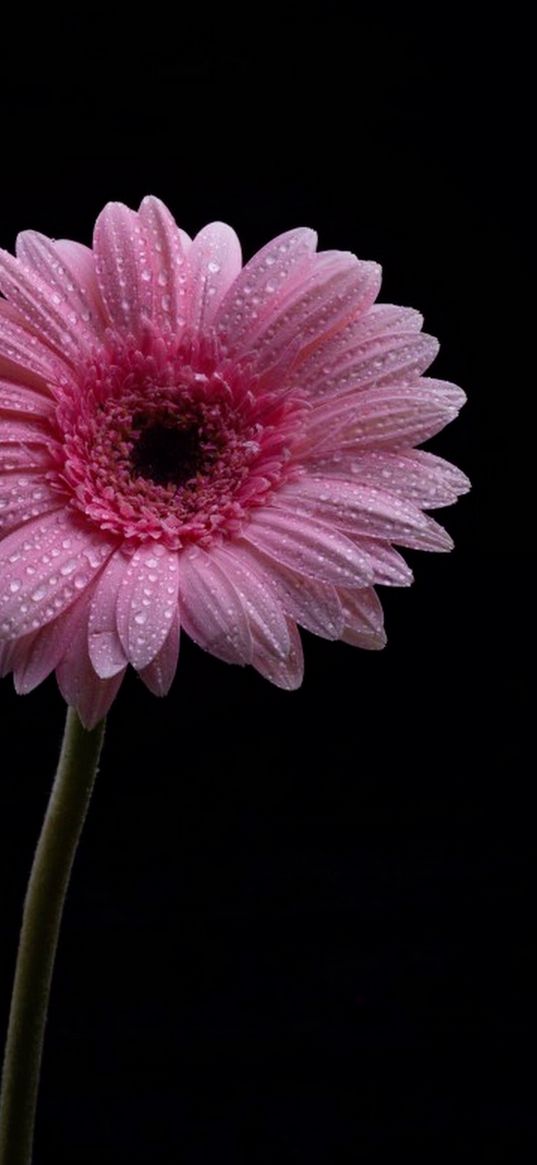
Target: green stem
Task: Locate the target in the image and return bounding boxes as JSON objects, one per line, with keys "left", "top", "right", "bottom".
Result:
{"left": 0, "top": 706, "right": 106, "bottom": 1165}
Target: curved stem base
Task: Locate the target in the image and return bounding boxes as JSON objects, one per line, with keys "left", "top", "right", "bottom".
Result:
{"left": 0, "top": 706, "right": 106, "bottom": 1165}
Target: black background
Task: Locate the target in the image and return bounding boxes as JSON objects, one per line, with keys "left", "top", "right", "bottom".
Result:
{"left": 0, "top": 16, "right": 532, "bottom": 1163}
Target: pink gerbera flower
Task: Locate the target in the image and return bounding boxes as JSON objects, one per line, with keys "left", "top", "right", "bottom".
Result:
{"left": 0, "top": 197, "right": 469, "bottom": 727}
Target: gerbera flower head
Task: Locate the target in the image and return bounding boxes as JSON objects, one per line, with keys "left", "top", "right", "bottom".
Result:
{"left": 0, "top": 197, "right": 469, "bottom": 727}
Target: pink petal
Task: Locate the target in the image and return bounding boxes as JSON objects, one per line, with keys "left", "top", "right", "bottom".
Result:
{"left": 55, "top": 601, "right": 125, "bottom": 729}
{"left": 352, "top": 303, "right": 424, "bottom": 334}
{"left": 0, "top": 442, "right": 53, "bottom": 473}
{"left": 315, "top": 328, "right": 438, "bottom": 401}
{"left": 55, "top": 239, "right": 111, "bottom": 339}
{"left": 0, "top": 474, "right": 61, "bottom": 538}
{"left": 0, "top": 378, "right": 55, "bottom": 419}
{"left": 339, "top": 587, "right": 387, "bottom": 649}
{"left": 215, "top": 227, "right": 318, "bottom": 355}
{"left": 138, "top": 611, "right": 180, "bottom": 696}
{"left": 276, "top": 477, "right": 453, "bottom": 551}
{"left": 305, "top": 448, "right": 470, "bottom": 509}
{"left": 376, "top": 513, "right": 453, "bottom": 552}
{"left": 285, "top": 307, "right": 431, "bottom": 400}
{"left": 348, "top": 538, "right": 413, "bottom": 586}
{"left": 87, "top": 552, "right": 129, "bottom": 678}
{"left": 177, "top": 545, "right": 252, "bottom": 664}
{"left": 115, "top": 542, "right": 179, "bottom": 670}
{"left": 312, "top": 332, "right": 439, "bottom": 398}
{"left": 55, "top": 239, "right": 106, "bottom": 306}
{"left": 225, "top": 540, "right": 344, "bottom": 639}
{"left": 0, "top": 246, "right": 98, "bottom": 364}
{"left": 15, "top": 231, "right": 107, "bottom": 347}
{"left": 0, "top": 301, "right": 71, "bottom": 385}
{"left": 187, "top": 222, "right": 242, "bottom": 331}
{"left": 0, "top": 416, "right": 54, "bottom": 445}
{"left": 93, "top": 202, "right": 154, "bottom": 337}
{"left": 274, "top": 477, "right": 434, "bottom": 543}
{"left": 137, "top": 196, "right": 191, "bottom": 331}
{"left": 242, "top": 507, "right": 374, "bottom": 587}
{"left": 252, "top": 619, "right": 304, "bottom": 689}
{"left": 0, "top": 635, "right": 20, "bottom": 677}
{"left": 138, "top": 195, "right": 192, "bottom": 253}
{"left": 208, "top": 545, "right": 291, "bottom": 660}
{"left": 259, "top": 253, "right": 381, "bottom": 374}
{"left": 13, "top": 592, "right": 88, "bottom": 694}
{"left": 0, "top": 510, "right": 116, "bottom": 640}
{"left": 301, "top": 379, "right": 467, "bottom": 453}
{"left": 220, "top": 251, "right": 381, "bottom": 375}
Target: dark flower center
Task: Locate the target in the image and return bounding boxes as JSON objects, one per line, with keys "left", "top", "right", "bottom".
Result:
{"left": 130, "top": 421, "right": 204, "bottom": 487}
{"left": 59, "top": 346, "right": 306, "bottom": 550}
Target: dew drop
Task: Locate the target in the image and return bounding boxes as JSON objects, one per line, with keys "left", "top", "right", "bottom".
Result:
{"left": 80, "top": 548, "right": 97, "bottom": 569}
{"left": 31, "top": 585, "right": 48, "bottom": 602}
{"left": 60, "top": 559, "right": 77, "bottom": 576}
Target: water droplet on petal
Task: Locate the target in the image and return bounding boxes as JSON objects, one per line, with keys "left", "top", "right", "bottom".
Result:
{"left": 31, "top": 585, "right": 48, "bottom": 601}
{"left": 60, "top": 559, "right": 77, "bottom": 576}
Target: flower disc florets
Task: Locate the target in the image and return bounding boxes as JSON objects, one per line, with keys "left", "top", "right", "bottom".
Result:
{"left": 53, "top": 331, "right": 306, "bottom": 551}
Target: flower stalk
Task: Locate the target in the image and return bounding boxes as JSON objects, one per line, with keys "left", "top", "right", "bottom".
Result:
{"left": 0, "top": 707, "right": 106, "bottom": 1165}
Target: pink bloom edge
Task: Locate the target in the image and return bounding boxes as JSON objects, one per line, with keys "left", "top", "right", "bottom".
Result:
{"left": 0, "top": 196, "right": 469, "bottom": 726}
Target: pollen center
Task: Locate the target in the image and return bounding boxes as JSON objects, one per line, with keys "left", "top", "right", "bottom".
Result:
{"left": 130, "top": 420, "right": 204, "bottom": 487}
{"left": 55, "top": 338, "right": 306, "bottom": 550}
